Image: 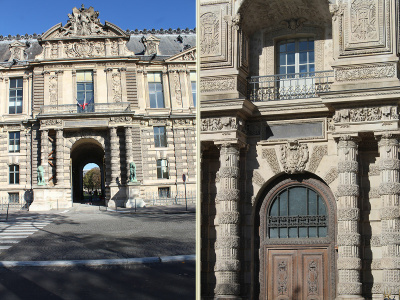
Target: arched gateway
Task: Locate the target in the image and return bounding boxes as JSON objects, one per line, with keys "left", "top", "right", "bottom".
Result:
{"left": 257, "top": 175, "right": 336, "bottom": 299}
{"left": 70, "top": 139, "right": 105, "bottom": 203}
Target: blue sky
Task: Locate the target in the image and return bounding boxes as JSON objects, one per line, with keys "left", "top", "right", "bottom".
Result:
{"left": 0, "top": 0, "right": 196, "bottom": 36}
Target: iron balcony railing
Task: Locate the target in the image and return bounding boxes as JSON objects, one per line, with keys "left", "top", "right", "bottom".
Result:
{"left": 39, "top": 102, "right": 131, "bottom": 115}
{"left": 248, "top": 70, "right": 334, "bottom": 102}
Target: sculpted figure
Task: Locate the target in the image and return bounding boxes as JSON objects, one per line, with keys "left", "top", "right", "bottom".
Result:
{"left": 129, "top": 162, "right": 137, "bottom": 183}
{"left": 37, "top": 165, "right": 45, "bottom": 186}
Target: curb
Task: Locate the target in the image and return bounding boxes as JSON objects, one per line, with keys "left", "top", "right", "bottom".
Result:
{"left": 0, "top": 254, "right": 195, "bottom": 268}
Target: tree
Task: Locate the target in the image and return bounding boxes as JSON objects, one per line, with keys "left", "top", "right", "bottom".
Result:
{"left": 83, "top": 167, "right": 101, "bottom": 192}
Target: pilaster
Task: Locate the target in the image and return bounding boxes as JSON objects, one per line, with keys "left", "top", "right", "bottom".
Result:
{"left": 125, "top": 126, "right": 133, "bottom": 182}
{"left": 40, "top": 129, "right": 49, "bottom": 184}
{"left": 109, "top": 126, "right": 119, "bottom": 184}
{"left": 56, "top": 129, "right": 64, "bottom": 185}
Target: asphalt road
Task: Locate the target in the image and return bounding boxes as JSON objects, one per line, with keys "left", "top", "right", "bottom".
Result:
{"left": 0, "top": 205, "right": 196, "bottom": 300}
{"left": 0, "top": 262, "right": 195, "bottom": 300}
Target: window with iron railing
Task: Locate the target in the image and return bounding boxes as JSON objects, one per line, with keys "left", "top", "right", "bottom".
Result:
{"left": 248, "top": 38, "right": 333, "bottom": 101}
{"left": 77, "top": 71, "right": 94, "bottom": 112}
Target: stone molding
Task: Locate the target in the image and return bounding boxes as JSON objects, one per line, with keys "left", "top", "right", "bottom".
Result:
{"left": 337, "top": 208, "right": 360, "bottom": 221}
{"left": 338, "top": 161, "right": 359, "bottom": 173}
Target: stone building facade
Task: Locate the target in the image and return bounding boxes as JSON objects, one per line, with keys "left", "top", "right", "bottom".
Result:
{"left": 0, "top": 6, "right": 196, "bottom": 210}
{"left": 200, "top": 0, "right": 400, "bottom": 299}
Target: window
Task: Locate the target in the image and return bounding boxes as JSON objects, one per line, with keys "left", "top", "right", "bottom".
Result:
{"left": 267, "top": 185, "right": 327, "bottom": 238}
{"left": 148, "top": 72, "right": 164, "bottom": 108}
{"left": 276, "top": 38, "right": 315, "bottom": 99}
{"left": 9, "top": 132, "right": 20, "bottom": 153}
{"left": 158, "top": 187, "right": 170, "bottom": 198}
{"left": 190, "top": 71, "right": 196, "bottom": 107}
{"left": 277, "top": 38, "right": 314, "bottom": 75}
{"left": 154, "top": 126, "right": 167, "bottom": 147}
{"left": 9, "top": 78, "right": 23, "bottom": 114}
{"left": 9, "top": 165, "right": 19, "bottom": 184}
{"left": 156, "top": 159, "right": 169, "bottom": 179}
{"left": 77, "top": 71, "right": 94, "bottom": 112}
{"left": 8, "top": 193, "right": 19, "bottom": 203}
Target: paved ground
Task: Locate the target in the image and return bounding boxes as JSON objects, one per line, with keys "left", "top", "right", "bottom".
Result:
{"left": 0, "top": 204, "right": 196, "bottom": 300}
{"left": 0, "top": 204, "right": 196, "bottom": 261}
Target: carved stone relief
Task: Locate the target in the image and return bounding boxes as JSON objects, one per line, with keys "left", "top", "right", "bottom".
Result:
{"left": 49, "top": 75, "right": 58, "bottom": 105}
{"left": 142, "top": 35, "right": 160, "bottom": 56}
{"left": 323, "top": 167, "right": 338, "bottom": 185}
{"left": 308, "top": 145, "right": 328, "bottom": 173}
{"left": 333, "top": 106, "right": 399, "bottom": 123}
{"left": 64, "top": 39, "right": 105, "bottom": 58}
{"left": 174, "top": 73, "right": 182, "bottom": 106}
{"left": 61, "top": 5, "right": 107, "bottom": 37}
{"left": 335, "top": 64, "right": 396, "bottom": 81}
{"left": 112, "top": 72, "right": 122, "bottom": 102}
{"left": 252, "top": 170, "right": 265, "bottom": 187}
{"left": 336, "top": 0, "right": 391, "bottom": 56}
{"left": 200, "top": 77, "right": 236, "bottom": 93}
{"left": 279, "top": 140, "right": 309, "bottom": 174}
{"left": 200, "top": 12, "right": 220, "bottom": 56}
{"left": 262, "top": 148, "right": 281, "bottom": 174}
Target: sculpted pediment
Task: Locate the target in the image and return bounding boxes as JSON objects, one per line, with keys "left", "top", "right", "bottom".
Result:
{"left": 165, "top": 47, "right": 196, "bottom": 62}
{"left": 35, "top": 5, "right": 134, "bottom": 60}
{"left": 40, "top": 5, "right": 129, "bottom": 41}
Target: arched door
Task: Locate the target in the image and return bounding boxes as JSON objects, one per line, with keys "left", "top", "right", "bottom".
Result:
{"left": 259, "top": 177, "right": 336, "bottom": 300}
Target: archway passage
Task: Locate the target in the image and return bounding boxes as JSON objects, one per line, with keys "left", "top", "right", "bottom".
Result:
{"left": 70, "top": 139, "right": 105, "bottom": 204}
{"left": 257, "top": 175, "right": 336, "bottom": 300}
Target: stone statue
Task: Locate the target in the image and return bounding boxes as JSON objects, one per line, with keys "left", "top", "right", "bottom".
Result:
{"left": 129, "top": 162, "right": 137, "bottom": 183}
{"left": 37, "top": 165, "right": 45, "bottom": 186}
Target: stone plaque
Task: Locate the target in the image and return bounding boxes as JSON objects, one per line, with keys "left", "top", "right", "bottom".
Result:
{"left": 265, "top": 121, "right": 324, "bottom": 141}
{"left": 64, "top": 119, "right": 108, "bottom": 128}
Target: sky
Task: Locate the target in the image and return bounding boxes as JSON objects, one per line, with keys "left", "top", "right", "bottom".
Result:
{"left": 0, "top": 0, "right": 196, "bottom": 36}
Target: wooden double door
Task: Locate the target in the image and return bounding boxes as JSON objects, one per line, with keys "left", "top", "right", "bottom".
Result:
{"left": 265, "top": 248, "right": 328, "bottom": 300}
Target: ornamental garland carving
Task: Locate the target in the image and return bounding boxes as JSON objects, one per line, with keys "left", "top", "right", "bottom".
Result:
{"left": 335, "top": 65, "right": 396, "bottom": 81}
{"left": 40, "top": 119, "right": 62, "bottom": 126}
{"left": 200, "top": 77, "right": 236, "bottom": 93}
{"left": 333, "top": 106, "right": 399, "bottom": 123}
{"left": 323, "top": 167, "right": 338, "bottom": 185}
{"left": 200, "top": 12, "right": 220, "bottom": 56}
{"left": 49, "top": 75, "right": 58, "bottom": 105}
{"left": 337, "top": 208, "right": 360, "bottom": 221}
{"left": 252, "top": 171, "right": 265, "bottom": 187}
{"left": 308, "top": 145, "right": 328, "bottom": 173}
{"left": 174, "top": 73, "right": 182, "bottom": 106}
{"left": 109, "top": 116, "right": 132, "bottom": 124}
{"left": 112, "top": 72, "right": 122, "bottom": 102}
{"left": 262, "top": 148, "right": 281, "bottom": 175}
{"left": 279, "top": 141, "right": 309, "bottom": 174}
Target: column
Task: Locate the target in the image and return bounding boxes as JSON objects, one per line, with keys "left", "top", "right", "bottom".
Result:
{"left": 109, "top": 127, "right": 119, "bottom": 184}
{"left": 40, "top": 129, "right": 49, "bottom": 183}
{"left": 336, "top": 135, "right": 363, "bottom": 299}
{"left": 214, "top": 143, "right": 241, "bottom": 299}
{"left": 377, "top": 134, "right": 400, "bottom": 295}
{"left": 125, "top": 126, "right": 133, "bottom": 181}
{"left": 56, "top": 129, "right": 64, "bottom": 185}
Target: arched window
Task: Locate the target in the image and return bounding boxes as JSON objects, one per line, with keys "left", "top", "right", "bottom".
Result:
{"left": 267, "top": 185, "right": 327, "bottom": 238}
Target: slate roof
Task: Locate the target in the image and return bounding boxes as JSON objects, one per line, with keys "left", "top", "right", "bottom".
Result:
{"left": 0, "top": 29, "right": 196, "bottom": 62}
